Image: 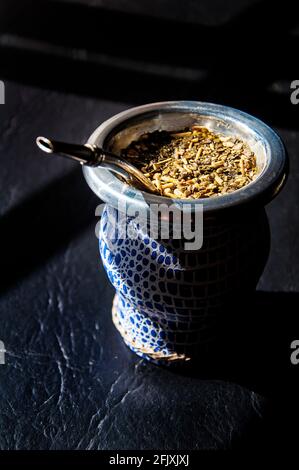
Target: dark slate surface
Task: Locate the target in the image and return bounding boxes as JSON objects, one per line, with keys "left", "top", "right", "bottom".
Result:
{"left": 0, "top": 0, "right": 299, "bottom": 450}
{"left": 0, "top": 80, "right": 298, "bottom": 451}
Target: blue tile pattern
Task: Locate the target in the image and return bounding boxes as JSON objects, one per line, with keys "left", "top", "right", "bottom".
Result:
{"left": 99, "top": 204, "right": 269, "bottom": 363}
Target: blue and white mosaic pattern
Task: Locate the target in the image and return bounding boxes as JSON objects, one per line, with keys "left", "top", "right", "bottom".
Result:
{"left": 99, "top": 204, "right": 269, "bottom": 363}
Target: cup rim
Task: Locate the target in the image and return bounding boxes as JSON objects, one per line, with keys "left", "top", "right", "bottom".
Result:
{"left": 83, "top": 101, "right": 288, "bottom": 214}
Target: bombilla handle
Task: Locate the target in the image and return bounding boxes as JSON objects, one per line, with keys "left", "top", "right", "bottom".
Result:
{"left": 36, "top": 136, "right": 102, "bottom": 166}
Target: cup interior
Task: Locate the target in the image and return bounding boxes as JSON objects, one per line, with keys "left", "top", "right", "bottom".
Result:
{"left": 83, "top": 101, "right": 287, "bottom": 214}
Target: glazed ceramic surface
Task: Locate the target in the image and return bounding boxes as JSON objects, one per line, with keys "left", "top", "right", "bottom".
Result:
{"left": 99, "top": 205, "right": 270, "bottom": 362}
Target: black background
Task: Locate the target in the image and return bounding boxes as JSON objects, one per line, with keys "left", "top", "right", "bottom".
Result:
{"left": 0, "top": 0, "right": 298, "bottom": 453}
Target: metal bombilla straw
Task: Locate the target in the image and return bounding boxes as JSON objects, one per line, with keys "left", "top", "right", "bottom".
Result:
{"left": 36, "top": 137, "right": 159, "bottom": 195}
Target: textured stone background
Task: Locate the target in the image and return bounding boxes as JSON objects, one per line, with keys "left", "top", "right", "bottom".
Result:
{"left": 0, "top": 0, "right": 298, "bottom": 450}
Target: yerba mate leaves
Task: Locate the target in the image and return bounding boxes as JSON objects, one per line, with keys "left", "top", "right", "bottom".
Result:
{"left": 122, "top": 126, "right": 257, "bottom": 199}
